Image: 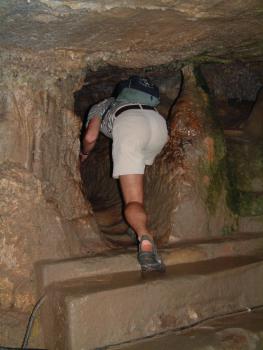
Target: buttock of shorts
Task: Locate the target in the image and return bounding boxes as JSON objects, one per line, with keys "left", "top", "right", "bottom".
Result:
{"left": 112, "top": 109, "right": 168, "bottom": 179}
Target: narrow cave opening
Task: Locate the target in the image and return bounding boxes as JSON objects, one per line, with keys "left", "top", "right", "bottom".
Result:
{"left": 74, "top": 61, "right": 263, "bottom": 246}
{"left": 74, "top": 65, "right": 182, "bottom": 245}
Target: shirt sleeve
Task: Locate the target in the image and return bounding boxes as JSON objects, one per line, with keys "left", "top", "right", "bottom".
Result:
{"left": 85, "top": 98, "right": 114, "bottom": 128}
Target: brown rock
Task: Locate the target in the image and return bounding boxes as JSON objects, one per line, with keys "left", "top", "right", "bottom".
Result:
{"left": 0, "top": 163, "right": 98, "bottom": 312}
{"left": 145, "top": 65, "right": 235, "bottom": 242}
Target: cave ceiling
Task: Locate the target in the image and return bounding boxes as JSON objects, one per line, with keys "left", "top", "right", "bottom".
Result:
{"left": 0, "top": 0, "right": 263, "bottom": 76}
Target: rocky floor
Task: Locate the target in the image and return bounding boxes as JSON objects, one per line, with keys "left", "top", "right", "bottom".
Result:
{"left": 112, "top": 307, "right": 263, "bottom": 350}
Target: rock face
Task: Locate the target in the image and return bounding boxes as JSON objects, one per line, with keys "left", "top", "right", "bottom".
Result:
{"left": 0, "top": 62, "right": 105, "bottom": 322}
{"left": 226, "top": 139, "right": 263, "bottom": 218}
{"left": 0, "top": 0, "right": 262, "bottom": 70}
{"left": 0, "top": 163, "right": 82, "bottom": 311}
{"left": 200, "top": 62, "right": 263, "bottom": 129}
{"left": 145, "top": 65, "right": 235, "bottom": 242}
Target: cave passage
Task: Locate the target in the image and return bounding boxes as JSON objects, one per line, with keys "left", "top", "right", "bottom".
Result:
{"left": 74, "top": 62, "right": 263, "bottom": 245}
{"left": 74, "top": 65, "right": 181, "bottom": 245}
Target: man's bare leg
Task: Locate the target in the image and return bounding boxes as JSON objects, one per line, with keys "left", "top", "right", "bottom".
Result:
{"left": 119, "top": 174, "right": 153, "bottom": 252}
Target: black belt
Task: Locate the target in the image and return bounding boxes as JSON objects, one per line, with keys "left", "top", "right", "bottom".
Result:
{"left": 115, "top": 105, "right": 155, "bottom": 117}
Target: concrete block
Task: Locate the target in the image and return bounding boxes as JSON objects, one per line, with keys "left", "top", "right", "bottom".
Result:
{"left": 37, "top": 234, "right": 263, "bottom": 292}
{"left": 43, "top": 256, "right": 263, "bottom": 350}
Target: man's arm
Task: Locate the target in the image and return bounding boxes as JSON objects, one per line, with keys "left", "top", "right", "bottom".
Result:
{"left": 79, "top": 116, "right": 101, "bottom": 162}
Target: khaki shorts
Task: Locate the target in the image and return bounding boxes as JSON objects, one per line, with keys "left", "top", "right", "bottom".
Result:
{"left": 112, "top": 109, "right": 168, "bottom": 178}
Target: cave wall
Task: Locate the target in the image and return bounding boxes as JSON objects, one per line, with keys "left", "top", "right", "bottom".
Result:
{"left": 201, "top": 62, "right": 263, "bottom": 101}
{"left": 145, "top": 65, "right": 235, "bottom": 242}
{"left": 0, "top": 81, "right": 87, "bottom": 218}
{"left": 1, "top": 56, "right": 262, "bottom": 318}
{"left": 200, "top": 62, "right": 263, "bottom": 128}
{"left": 200, "top": 62, "right": 263, "bottom": 222}
{"left": 0, "top": 64, "right": 103, "bottom": 315}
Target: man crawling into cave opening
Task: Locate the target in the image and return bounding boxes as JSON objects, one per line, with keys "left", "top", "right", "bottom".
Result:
{"left": 79, "top": 76, "right": 168, "bottom": 272}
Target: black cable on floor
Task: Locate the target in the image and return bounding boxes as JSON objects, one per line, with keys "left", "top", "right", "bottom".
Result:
{"left": 21, "top": 294, "right": 47, "bottom": 349}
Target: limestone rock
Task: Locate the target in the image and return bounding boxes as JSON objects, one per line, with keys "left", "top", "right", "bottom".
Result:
{"left": 0, "top": 163, "right": 96, "bottom": 312}
{"left": 0, "top": 80, "right": 91, "bottom": 220}
{"left": 145, "top": 65, "right": 235, "bottom": 242}
{"left": 1, "top": 0, "right": 263, "bottom": 75}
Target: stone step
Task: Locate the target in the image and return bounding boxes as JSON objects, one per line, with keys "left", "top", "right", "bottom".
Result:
{"left": 112, "top": 307, "right": 263, "bottom": 350}
{"left": 36, "top": 233, "right": 263, "bottom": 292}
{"left": 37, "top": 235, "right": 263, "bottom": 349}
{"left": 42, "top": 256, "right": 263, "bottom": 350}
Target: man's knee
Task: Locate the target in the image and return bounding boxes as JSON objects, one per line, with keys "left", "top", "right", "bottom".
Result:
{"left": 119, "top": 174, "right": 144, "bottom": 204}
{"left": 125, "top": 201, "right": 142, "bottom": 210}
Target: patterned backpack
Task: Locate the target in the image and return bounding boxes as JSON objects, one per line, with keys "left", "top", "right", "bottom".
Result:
{"left": 115, "top": 76, "right": 160, "bottom": 107}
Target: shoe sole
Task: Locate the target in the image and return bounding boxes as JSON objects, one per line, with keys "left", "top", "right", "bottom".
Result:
{"left": 140, "top": 263, "right": 166, "bottom": 273}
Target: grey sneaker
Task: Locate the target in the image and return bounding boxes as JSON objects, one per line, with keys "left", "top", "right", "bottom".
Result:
{"left": 137, "top": 235, "right": 166, "bottom": 272}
